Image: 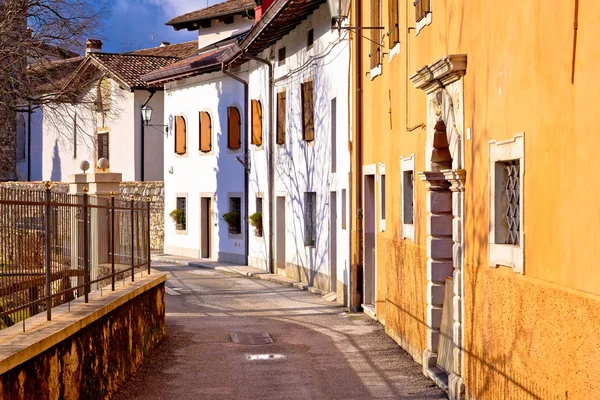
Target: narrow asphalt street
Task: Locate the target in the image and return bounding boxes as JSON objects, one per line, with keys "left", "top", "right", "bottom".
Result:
{"left": 113, "top": 262, "right": 446, "bottom": 400}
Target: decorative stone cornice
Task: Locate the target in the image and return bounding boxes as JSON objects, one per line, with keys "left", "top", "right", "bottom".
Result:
{"left": 441, "top": 169, "right": 466, "bottom": 192}
{"left": 409, "top": 54, "right": 468, "bottom": 94}
{"left": 418, "top": 171, "right": 450, "bottom": 191}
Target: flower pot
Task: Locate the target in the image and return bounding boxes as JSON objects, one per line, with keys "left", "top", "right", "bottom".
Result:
{"left": 175, "top": 223, "right": 184, "bottom": 230}
{"left": 254, "top": 228, "right": 263, "bottom": 237}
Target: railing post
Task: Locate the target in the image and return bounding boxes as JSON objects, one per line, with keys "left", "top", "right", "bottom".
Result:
{"left": 131, "top": 196, "right": 135, "bottom": 282}
{"left": 147, "top": 196, "right": 151, "bottom": 275}
{"left": 44, "top": 181, "right": 52, "bottom": 321}
{"left": 83, "top": 188, "right": 90, "bottom": 302}
{"left": 111, "top": 192, "right": 116, "bottom": 291}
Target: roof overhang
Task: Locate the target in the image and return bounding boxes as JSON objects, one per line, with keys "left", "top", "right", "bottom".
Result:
{"left": 168, "top": 7, "right": 255, "bottom": 31}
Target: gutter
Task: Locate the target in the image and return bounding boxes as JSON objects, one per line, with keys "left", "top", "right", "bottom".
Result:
{"left": 221, "top": 62, "right": 251, "bottom": 265}
{"left": 244, "top": 52, "right": 275, "bottom": 275}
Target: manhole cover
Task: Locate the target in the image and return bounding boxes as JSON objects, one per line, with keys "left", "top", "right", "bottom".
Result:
{"left": 230, "top": 332, "right": 273, "bottom": 345}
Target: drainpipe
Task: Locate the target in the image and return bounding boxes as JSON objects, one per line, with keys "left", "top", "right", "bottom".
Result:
{"left": 141, "top": 90, "right": 156, "bottom": 181}
{"left": 27, "top": 103, "right": 32, "bottom": 181}
{"left": 244, "top": 52, "right": 274, "bottom": 275}
{"left": 222, "top": 62, "right": 250, "bottom": 265}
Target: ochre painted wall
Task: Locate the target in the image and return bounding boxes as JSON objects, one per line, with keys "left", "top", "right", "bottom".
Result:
{"left": 353, "top": 0, "right": 600, "bottom": 397}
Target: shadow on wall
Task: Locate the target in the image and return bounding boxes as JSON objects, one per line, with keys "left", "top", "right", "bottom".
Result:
{"left": 50, "top": 139, "right": 61, "bottom": 182}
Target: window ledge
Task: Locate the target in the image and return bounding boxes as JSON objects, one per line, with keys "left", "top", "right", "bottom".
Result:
{"left": 415, "top": 13, "right": 432, "bottom": 36}
{"left": 175, "top": 229, "right": 188, "bottom": 235}
{"left": 388, "top": 43, "right": 400, "bottom": 62}
{"left": 370, "top": 64, "right": 382, "bottom": 80}
{"left": 402, "top": 223, "right": 415, "bottom": 241}
{"left": 379, "top": 219, "right": 386, "bottom": 232}
{"left": 489, "top": 243, "right": 523, "bottom": 274}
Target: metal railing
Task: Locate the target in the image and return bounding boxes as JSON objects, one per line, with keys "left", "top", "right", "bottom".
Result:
{"left": 0, "top": 184, "right": 151, "bottom": 330}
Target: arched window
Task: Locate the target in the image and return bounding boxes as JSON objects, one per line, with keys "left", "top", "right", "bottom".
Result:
{"left": 16, "top": 114, "right": 26, "bottom": 161}
{"left": 199, "top": 111, "right": 212, "bottom": 153}
{"left": 174, "top": 116, "right": 186, "bottom": 155}
{"left": 227, "top": 106, "right": 241, "bottom": 150}
{"left": 251, "top": 99, "right": 262, "bottom": 146}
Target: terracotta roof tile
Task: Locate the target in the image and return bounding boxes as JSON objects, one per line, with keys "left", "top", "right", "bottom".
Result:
{"left": 89, "top": 53, "right": 179, "bottom": 89}
{"left": 130, "top": 40, "right": 199, "bottom": 58}
{"left": 167, "top": 0, "right": 255, "bottom": 28}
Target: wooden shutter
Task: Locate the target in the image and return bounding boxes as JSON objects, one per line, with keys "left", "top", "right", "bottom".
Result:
{"left": 251, "top": 100, "right": 263, "bottom": 146}
{"left": 415, "top": 0, "right": 430, "bottom": 22}
{"left": 175, "top": 116, "right": 186, "bottom": 155}
{"left": 199, "top": 111, "right": 212, "bottom": 152}
{"left": 302, "top": 82, "right": 314, "bottom": 142}
{"left": 277, "top": 91, "right": 286, "bottom": 145}
{"left": 370, "top": 0, "right": 380, "bottom": 69}
{"left": 388, "top": 0, "right": 399, "bottom": 47}
{"left": 97, "top": 132, "right": 109, "bottom": 160}
{"left": 228, "top": 106, "right": 241, "bottom": 150}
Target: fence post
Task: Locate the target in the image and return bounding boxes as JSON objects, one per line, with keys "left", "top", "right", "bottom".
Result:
{"left": 45, "top": 181, "right": 52, "bottom": 321}
{"left": 83, "top": 188, "right": 90, "bottom": 302}
{"left": 111, "top": 192, "right": 116, "bottom": 291}
{"left": 131, "top": 196, "right": 135, "bottom": 282}
{"left": 147, "top": 196, "right": 151, "bottom": 275}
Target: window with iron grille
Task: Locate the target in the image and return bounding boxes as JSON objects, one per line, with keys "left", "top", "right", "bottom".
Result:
{"left": 304, "top": 192, "right": 317, "bottom": 246}
{"left": 176, "top": 197, "right": 187, "bottom": 230}
{"left": 403, "top": 171, "right": 414, "bottom": 224}
{"left": 496, "top": 160, "right": 520, "bottom": 245}
{"left": 229, "top": 197, "right": 242, "bottom": 234}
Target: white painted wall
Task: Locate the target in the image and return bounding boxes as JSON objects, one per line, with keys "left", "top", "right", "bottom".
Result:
{"left": 247, "top": 3, "right": 351, "bottom": 291}
{"left": 41, "top": 78, "right": 164, "bottom": 182}
{"left": 197, "top": 15, "right": 253, "bottom": 49}
{"left": 162, "top": 72, "right": 247, "bottom": 262}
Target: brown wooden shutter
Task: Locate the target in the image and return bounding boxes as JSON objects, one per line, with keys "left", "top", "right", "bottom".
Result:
{"left": 199, "top": 111, "right": 212, "bottom": 152}
{"left": 277, "top": 91, "right": 286, "bottom": 145}
{"left": 388, "top": 0, "right": 399, "bottom": 47}
{"left": 251, "top": 100, "right": 263, "bottom": 146}
{"left": 97, "top": 132, "right": 109, "bottom": 160}
{"left": 370, "top": 0, "right": 380, "bottom": 69}
{"left": 227, "top": 106, "right": 241, "bottom": 150}
{"left": 175, "top": 116, "right": 186, "bottom": 154}
{"left": 415, "top": 0, "right": 430, "bottom": 22}
{"left": 302, "top": 82, "right": 314, "bottom": 142}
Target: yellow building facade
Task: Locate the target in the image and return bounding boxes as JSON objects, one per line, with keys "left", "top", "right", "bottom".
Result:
{"left": 350, "top": 0, "right": 600, "bottom": 398}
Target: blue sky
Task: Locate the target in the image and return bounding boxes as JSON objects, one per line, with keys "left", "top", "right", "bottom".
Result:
{"left": 101, "top": 0, "right": 223, "bottom": 53}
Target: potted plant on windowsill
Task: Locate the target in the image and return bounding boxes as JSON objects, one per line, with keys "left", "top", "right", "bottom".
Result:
{"left": 169, "top": 209, "right": 185, "bottom": 230}
{"left": 222, "top": 211, "right": 240, "bottom": 234}
{"left": 248, "top": 212, "right": 263, "bottom": 237}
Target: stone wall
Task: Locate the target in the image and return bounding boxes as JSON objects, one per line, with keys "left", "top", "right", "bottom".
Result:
{"left": 0, "top": 181, "right": 164, "bottom": 250}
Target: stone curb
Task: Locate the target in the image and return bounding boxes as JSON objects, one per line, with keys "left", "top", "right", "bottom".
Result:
{"left": 151, "top": 255, "right": 327, "bottom": 296}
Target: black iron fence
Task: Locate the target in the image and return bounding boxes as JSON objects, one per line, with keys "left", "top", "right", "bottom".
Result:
{"left": 0, "top": 184, "right": 151, "bottom": 330}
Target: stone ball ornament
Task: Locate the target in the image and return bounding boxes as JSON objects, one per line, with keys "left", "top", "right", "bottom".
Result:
{"left": 79, "top": 160, "right": 90, "bottom": 173}
{"left": 97, "top": 158, "right": 110, "bottom": 171}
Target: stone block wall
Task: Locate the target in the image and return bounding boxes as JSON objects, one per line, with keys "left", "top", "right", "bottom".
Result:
{"left": 0, "top": 181, "right": 164, "bottom": 250}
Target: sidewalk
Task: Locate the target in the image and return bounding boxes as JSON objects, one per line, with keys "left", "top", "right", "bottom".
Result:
{"left": 151, "top": 253, "right": 333, "bottom": 298}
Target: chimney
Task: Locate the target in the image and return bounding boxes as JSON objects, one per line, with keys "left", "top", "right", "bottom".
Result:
{"left": 159, "top": 42, "right": 171, "bottom": 47}
{"left": 254, "top": 0, "right": 274, "bottom": 21}
{"left": 85, "top": 39, "right": 103, "bottom": 55}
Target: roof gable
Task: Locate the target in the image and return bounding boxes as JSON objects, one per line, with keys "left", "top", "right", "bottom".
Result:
{"left": 167, "top": 0, "right": 256, "bottom": 31}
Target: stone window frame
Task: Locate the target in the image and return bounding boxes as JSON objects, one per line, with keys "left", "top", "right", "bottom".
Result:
{"left": 227, "top": 193, "right": 243, "bottom": 239}
{"left": 175, "top": 193, "right": 188, "bottom": 235}
{"left": 488, "top": 132, "right": 525, "bottom": 274}
{"left": 400, "top": 154, "right": 415, "bottom": 241}
{"left": 378, "top": 163, "right": 386, "bottom": 232}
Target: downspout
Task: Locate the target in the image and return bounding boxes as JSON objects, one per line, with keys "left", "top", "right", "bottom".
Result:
{"left": 222, "top": 62, "right": 250, "bottom": 265}
{"left": 27, "top": 103, "right": 32, "bottom": 181}
{"left": 141, "top": 90, "right": 156, "bottom": 181}
{"left": 244, "top": 52, "right": 275, "bottom": 275}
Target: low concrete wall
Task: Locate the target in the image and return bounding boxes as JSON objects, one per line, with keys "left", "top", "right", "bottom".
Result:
{"left": 0, "top": 272, "right": 166, "bottom": 400}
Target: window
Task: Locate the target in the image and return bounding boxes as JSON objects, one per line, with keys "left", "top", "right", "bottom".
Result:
{"left": 16, "top": 114, "right": 25, "bottom": 161}
{"left": 229, "top": 197, "right": 242, "bottom": 234}
{"left": 176, "top": 196, "right": 187, "bottom": 230}
{"left": 73, "top": 114, "right": 77, "bottom": 159}
{"left": 401, "top": 154, "right": 415, "bottom": 240}
{"left": 380, "top": 174, "right": 386, "bottom": 226}
{"left": 97, "top": 131, "right": 109, "bottom": 161}
{"left": 227, "top": 106, "right": 241, "bottom": 150}
{"left": 251, "top": 99, "right": 263, "bottom": 146}
{"left": 277, "top": 91, "right": 286, "bottom": 145}
{"left": 304, "top": 192, "right": 317, "bottom": 246}
{"left": 96, "top": 78, "right": 111, "bottom": 112}
{"left": 175, "top": 115, "right": 186, "bottom": 155}
{"left": 199, "top": 111, "right": 212, "bottom": 153}
{"left": 307, "top": 29, "right": 314, "bottom": 48}
{"left": 256, "top": 197, "right": 263, "bottom": 213}
{"left": 489, "top": 133, "right": 524, "bottom": 274}
{"left": 370, "top": 0, "right": 381, "bottom": 69}
{"left": 388, "top": 0, "right": 399, "bottom": 47}
{"left": 331, "top": 98, "right": 336, "bottom": 172}
{"left": 278, "top": 47, "right": 286, "bottom": 66}
{"left": 415, "top": 0, "right": 431, "bottom": 23}
{"left": 341, "top": 189, "right": 347, "bottom": 230}
{"left": 301, "top": 81, "right": 314, "bottom": 142}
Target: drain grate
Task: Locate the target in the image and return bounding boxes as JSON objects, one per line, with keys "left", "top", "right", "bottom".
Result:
{"left": 230, "top": 332, "right": 274, "bottom": 345}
